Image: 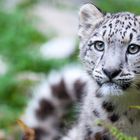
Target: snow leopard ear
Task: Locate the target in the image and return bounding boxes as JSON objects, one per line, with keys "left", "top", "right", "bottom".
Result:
{"left": 78, "top": 4, "right": 104, "bottom": 41}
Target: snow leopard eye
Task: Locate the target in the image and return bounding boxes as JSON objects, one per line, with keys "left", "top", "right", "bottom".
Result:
{"left": 127, "top": 44, "right": 140, "bottom": 54}
{"left": 94, "top": 41, "right": 105, "bottom": 52}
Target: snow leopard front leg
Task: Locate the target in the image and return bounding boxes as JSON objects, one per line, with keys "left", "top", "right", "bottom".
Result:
{"left": 61, "top": 100, "right": 111, "bottom": 140}
{"left": 62, "top": 81, "right": 112, "bottom": 140}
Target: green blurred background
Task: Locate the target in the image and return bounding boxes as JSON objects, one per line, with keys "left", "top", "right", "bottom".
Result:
{"left": 0, "top": 0, "right": 140, "bottom": 139}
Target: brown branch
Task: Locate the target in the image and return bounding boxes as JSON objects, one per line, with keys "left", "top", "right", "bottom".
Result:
{"left": 17, "top": 120, "right": 35, "bottom": 140}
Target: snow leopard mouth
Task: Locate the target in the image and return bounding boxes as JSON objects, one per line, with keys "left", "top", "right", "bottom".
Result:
{"left": 97, "top": 81, "right": 131, "bottom": 90}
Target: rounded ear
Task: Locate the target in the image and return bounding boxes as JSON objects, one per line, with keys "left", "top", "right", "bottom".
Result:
{"left": 78, "top": 4, "right": 104, "bottom": 41}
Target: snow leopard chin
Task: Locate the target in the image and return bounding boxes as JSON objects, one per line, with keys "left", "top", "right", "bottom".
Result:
{"left": 99, "top": 82, "right": 123, "bottom": 96}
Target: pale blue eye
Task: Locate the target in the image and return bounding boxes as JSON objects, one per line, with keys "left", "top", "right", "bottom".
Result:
{"left": 94, "top": 41, "right": 105, "bottom": 51}
{"left": 127, "top": 44, "right": 140, "bottom": 54}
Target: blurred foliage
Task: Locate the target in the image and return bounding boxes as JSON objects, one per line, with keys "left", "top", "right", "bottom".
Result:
{"left": 95, "top": 0, "right": 140, "bottom": 14}
{"left": 0, "top": 1, "right": 41, "bottom": 136}
{"left": 0, "top": 8, "right": 45, "bottom": 133}
{"left": 0, "top": 0, "right": 78, "bottom": 137}
{"left": 0, "top": 10, "right": 46, "bottom": 72}
{"left": 18, "top": 0, "right": 39, "bottom": 9}
{"left": 96, "top": 120, "right": 138, "bottom": 140}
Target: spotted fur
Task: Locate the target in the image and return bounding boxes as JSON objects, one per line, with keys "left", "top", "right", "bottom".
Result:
{"left": 21, "top": 65, "right": 88, "bottom": 140}
{"left": 22, "top": 4, "right": 140, "bottom": 140}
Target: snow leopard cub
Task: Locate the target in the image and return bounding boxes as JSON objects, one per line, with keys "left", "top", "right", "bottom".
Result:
{"left": 22, "top": 3, "right": 140, "bottom": 140}
{"left": 63, "top": 3, "right": 140, "bottom": 140}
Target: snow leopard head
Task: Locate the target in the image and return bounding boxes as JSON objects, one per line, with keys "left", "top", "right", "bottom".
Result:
{"left": 78, "top": 4, "right": 140, "bottom": 95}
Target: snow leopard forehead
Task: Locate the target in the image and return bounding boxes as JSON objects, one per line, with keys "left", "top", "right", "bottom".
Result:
{"left": 78, "top": 4, "right": 140, "bottom": 44}
{"left": 91, "top": 12, "right": 140, "bottom": 45}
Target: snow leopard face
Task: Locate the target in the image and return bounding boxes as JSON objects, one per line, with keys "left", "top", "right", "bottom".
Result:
{"left": 79, "top": 4, "right": 140, "bottom": 95}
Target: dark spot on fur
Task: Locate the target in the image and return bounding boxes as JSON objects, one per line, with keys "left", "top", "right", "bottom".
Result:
{"left": 129, "top": 22, "right": 132, "bottom": 26}
{"left": 57, "top": 121, "right": 66, "bottom": 130}
{"left": 51, "top": 79, "right": 70, "bottom": 100}
{"left": 132, "top": 28, "right": 137, "bottom": 33}
{"left": 122, "top": 83, "right": 131, "bottom": 90}
{"left": 102, "top": 135, "right": 110, "bottom": 140}
{"left": 126, "top": 25, "right": 130, "bottom": 30}
{"left": 103, "top": 30, "right": 106, "bottom": 37}
{"left": 84, "top": 125, "right": 92, "bottom": 140}
{"left": 102, "top": 26, "right": 106, "bottom": 28}
{"left": 87, "top": 128, "right": 92, "bottom": 136}
{"left": 115, "top": 29, "right": 118, "bottom": 33}
{"left": 87, "top": 70, "right": 92, "bottom": 76}
{"left": 93, "top": 32, "right": 98, "bottom": 36}
{"left": 86, "top": 125, "right": 93, "bottom": 138}
{"left": 123, "top": 31, "right": 127, "bottom": 37}
{"left": 74, "top": 79, "right": 86, "bottom": 101}
{"left": 93, "top": 109, "right": 100, "bottom": 117}
{"left": 115, "top": 20, "right": 119, "bottom": 24}
{"left": 109, "top": 23, "right": 112, "bottom": 28}
{"left": 82, "top": 11, "right": 91, "bottom": 19}
{"left": 102, "top": 101, "right": 114, "bottom": 112}
{"left": 125, "top": 53, "right": 128, "bottom": 63}
{"left": 85, "top": 24, "right": 92, "bottom": 29}
{"left": 34, "top": 127, "right": 47, "bottom": 140}
{"left": 58, "top": 109, "right": 75, "bottom": 130}
{"left": 108, "top": 114, "right": 119, "bottom": 122}
{"left": 137, "top": 35, "right": 140, "bottom": 41}
{"left": 36, "top": 99, "right": 55, "bottom": 120}
{"left": 129, "top": 33, "right": 133, "bottom": 42}
{"left": 53, "top": 136, "right": 61, "bottom": 140}
{"left": 88, "top": 40, "right": 93, "bottom": 46}
{"left": 133, "top": 70, "right": 138, "bottom": 74}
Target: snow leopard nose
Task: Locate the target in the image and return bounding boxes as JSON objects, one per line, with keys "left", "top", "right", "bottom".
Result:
{"left": 102, "top": 68, "right": 121, "bottom": 79}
